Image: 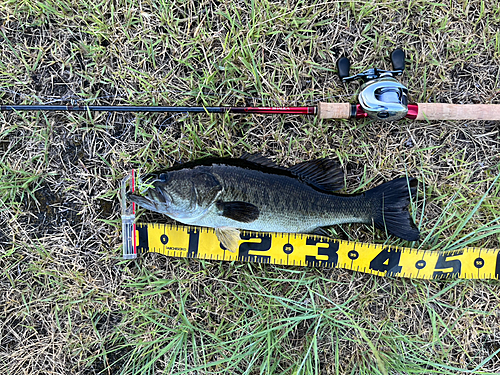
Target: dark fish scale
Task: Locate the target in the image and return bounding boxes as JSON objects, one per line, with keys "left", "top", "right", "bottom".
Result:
{"left": 209, "top": 165, "right": 370, "bottom": 231}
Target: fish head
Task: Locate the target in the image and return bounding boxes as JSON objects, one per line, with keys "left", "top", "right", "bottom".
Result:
{"left": 128, "top": 168, "right": 222, "bottom": 220}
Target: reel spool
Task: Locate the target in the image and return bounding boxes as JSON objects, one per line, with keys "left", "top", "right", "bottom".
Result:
{"left": 337, "top": 49, "right": 409, "bottom": 121}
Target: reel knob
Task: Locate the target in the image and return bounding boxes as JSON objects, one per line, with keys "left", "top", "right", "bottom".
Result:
{"left": 391, "top": 49, "right": 405, "bottom": 72}
{"left": 337, "top": 57, "right": 351, "bottom": 80}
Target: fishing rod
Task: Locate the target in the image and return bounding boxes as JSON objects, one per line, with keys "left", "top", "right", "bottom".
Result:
{"left": 2, "top": 49, "right": 500, "bottom": 121}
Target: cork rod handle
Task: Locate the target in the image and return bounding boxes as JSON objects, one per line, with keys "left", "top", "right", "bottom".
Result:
{"left": 416, "top": 103, "right": 500, "bottom": 121}
{"left": 317, "top": 102, "right": 351, "bottom": 119}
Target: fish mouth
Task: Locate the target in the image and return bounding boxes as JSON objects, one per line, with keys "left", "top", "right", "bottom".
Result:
{"left": 126, "top": 186, "right": 172, "bottom": 213}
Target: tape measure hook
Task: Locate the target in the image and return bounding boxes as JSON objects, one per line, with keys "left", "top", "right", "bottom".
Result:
{"left": 121, "top": 170, "right": 137, "bottom": 259}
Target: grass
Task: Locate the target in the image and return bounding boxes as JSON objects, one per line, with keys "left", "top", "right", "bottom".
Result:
{"left": 1, "top": 0, "right": 500, "bottom": 374}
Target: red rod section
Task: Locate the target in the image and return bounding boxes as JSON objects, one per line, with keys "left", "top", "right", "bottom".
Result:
{"left": 231, "top": 106, "right": 316, "bottom": 115}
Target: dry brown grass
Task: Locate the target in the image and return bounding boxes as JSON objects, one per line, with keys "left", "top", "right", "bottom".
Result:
{"left": 1, "top": 1, "right": 500, "bottom": 374}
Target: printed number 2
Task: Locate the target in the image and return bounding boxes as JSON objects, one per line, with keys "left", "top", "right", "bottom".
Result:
{"left": 239, "top": 233, "right": 272, "bottom": 263}
{"left": 369, "top": 248, "right": 402, "bottom": 276}
{"left": 433, "top": 251, "right": 463, "bottom": 278}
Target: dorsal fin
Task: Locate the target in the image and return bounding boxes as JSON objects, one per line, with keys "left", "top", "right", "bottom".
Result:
{"left": 145, "top": 154, "right": 344, "bottom": 194}
{"left": 241, "top": 154, "right": 344, "bottom": 191}
{"left": 288, "top": 159, "right": 344, "bottom": 192}
{"left": 240, "top": 152, "right": 281, "bottom": 169}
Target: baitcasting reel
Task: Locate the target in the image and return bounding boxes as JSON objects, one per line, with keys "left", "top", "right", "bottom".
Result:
{"left": 337, "top": 49, "right": 409, "bottom": 121}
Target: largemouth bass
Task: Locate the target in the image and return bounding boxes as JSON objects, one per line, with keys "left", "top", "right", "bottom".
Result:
{"left": 128, "top": 154, "right": 420, "bottom": 251}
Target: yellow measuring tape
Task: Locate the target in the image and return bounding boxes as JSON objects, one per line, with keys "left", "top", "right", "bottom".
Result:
{"left": 132, "top": 223, "right": 500, "bottom": 280}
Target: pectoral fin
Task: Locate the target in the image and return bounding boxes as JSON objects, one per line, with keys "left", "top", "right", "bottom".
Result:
{"left": 215, "top": 227, "right": 241, "bottom": 253}
{"left": 216, "top": 201, "right": 259, "bottom": 223}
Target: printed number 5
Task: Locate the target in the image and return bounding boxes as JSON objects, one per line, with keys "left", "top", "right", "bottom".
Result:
{"left": 432, "top": 251, "right": 463, "bottom": 278}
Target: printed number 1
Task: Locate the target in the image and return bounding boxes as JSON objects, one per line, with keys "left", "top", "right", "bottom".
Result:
{"left": 187, "top": 228, "right": 200, "bottom": 257}
{"left": 496, "top": 251, "right": 500, "bottom": 280}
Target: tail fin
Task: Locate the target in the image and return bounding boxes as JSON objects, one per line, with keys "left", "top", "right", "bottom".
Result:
{"left": 365, "top": 177, "right": 420, "bottom": 241}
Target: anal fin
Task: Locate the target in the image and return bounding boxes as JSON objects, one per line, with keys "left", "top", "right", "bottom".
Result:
{"left": 311, "top": 227, "right": 332, "bottom": 237}
{"left": 215, "top": 227, "right": 241, "bottom": 253}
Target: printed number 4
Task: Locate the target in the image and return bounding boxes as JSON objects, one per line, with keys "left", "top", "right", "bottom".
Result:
{"left": 369, "top": 248, "right": 402, "bottom": 276}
